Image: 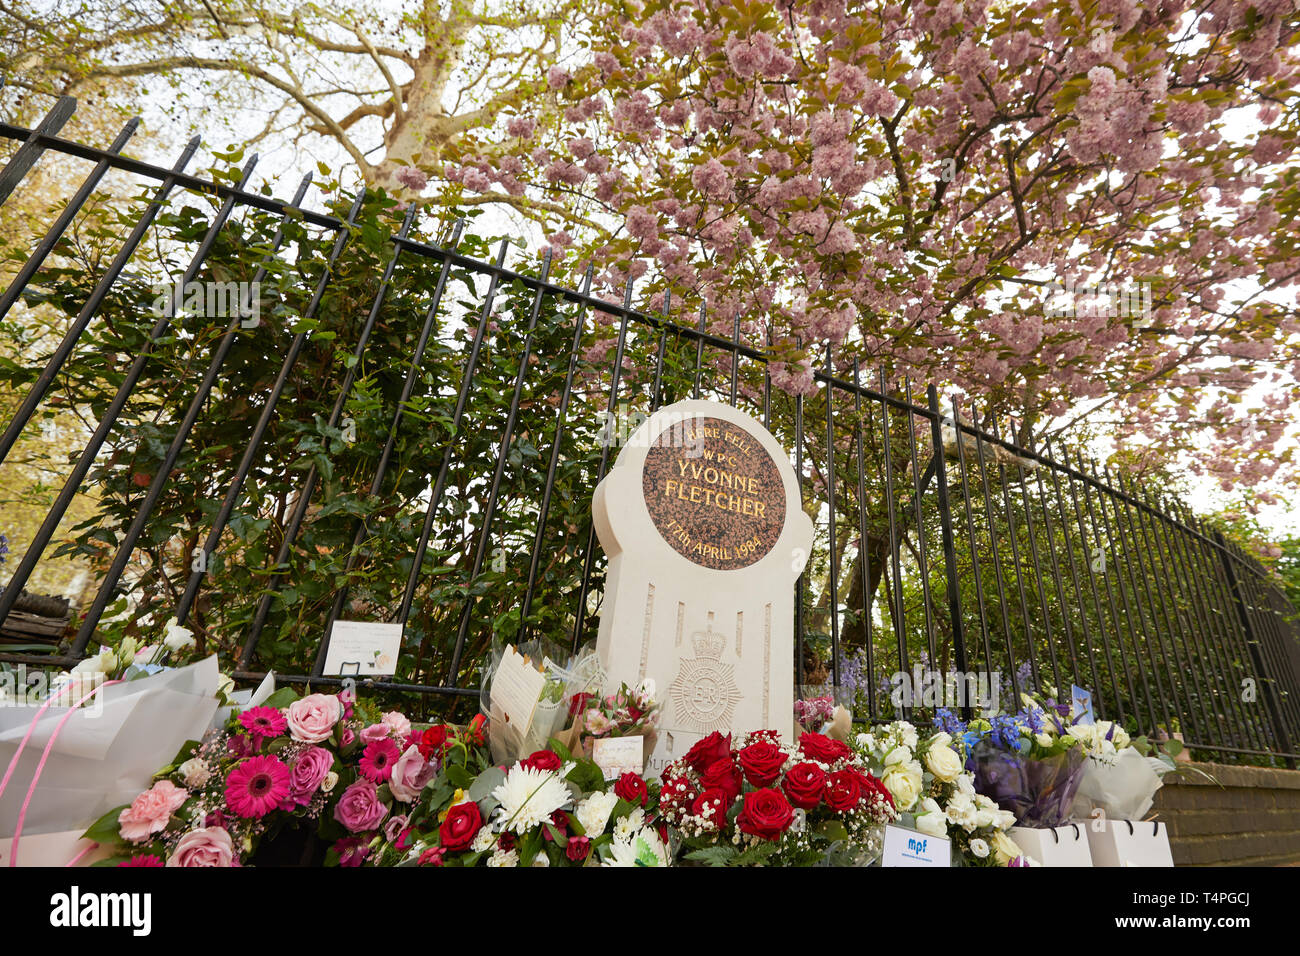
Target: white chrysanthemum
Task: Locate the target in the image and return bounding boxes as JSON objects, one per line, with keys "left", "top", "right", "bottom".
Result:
{"left": 575, "top": 790, "right": 619, "bottom": 838}
{"left": 487, "top": 848, "right": 519, "bottom": 867}
{"left": 471, "top": 828, "right": 496, "bottom": 853}
{"left": 491, "top": 766, "right": 572, "bottom": 834}
{"left": 603, "top": 828, "right": 670, "bottom": 867}
{"left": 612, "top": 807, "right": 645, "bottom": 842}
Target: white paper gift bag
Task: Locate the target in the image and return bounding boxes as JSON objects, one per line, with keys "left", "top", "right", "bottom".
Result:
{"left": 1009, "top": 824, "right": 1095, "bottom": 866}
{"left": 0, "top": 656, "right": 220, "bottom": 856}
{"left": 1086, "top": 819, "right": 1174, "bottom": 867}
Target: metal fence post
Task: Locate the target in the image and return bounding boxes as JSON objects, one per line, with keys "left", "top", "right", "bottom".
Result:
{"left": 1216, "top": 531, "right": 1295, "bottom": 767}
{"left": 927, "top": 386, "right": 970, "bottom": 718}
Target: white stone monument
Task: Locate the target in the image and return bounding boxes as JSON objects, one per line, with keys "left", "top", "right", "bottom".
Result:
{"left": 592, "top": 399, "right": 814, "bottom": 776}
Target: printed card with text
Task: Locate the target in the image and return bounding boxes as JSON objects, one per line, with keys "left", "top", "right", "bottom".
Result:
{"left": 323, "top": 621, "right": 403, "bottom": 677}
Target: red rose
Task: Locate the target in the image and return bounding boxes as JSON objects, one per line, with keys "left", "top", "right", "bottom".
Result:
{"left": 736, "top": 788, "right": 795, "bottom": 841}
{"left": 438, "top": 801, "right": 482, "bottom": 851}
{"left": 465, "top": 714, "right": 488, "bottom": 745}
{"left": 798, "top": 732, "right": 852, "bottom": 765}
{"left": 856, "top": 769, "right": 894, "bottom": 809}
{"left": 684, "top": 732, "right": 733, "bottom": 773}
{"left": 823, "top": 769, "right": 864, "bottom": 812}
{"left": 782, "top": 761, "right": 827, "bottom": 810}
{"left": 520, "top": 749, "right": 563, "bottom": 773}
{"left": 699, "top": 758, "right": 742, "bottom": 800}
{"left": 691, "top": 788, "right": 732, "bottom": 821}
{"left": 614, "top": 772, "right": 648, "bottom": 806}
{"left": 418, "top": 725, "right": 454, "bottom": 759}
{"left": 566, "top": 835, "right": 591, "bottom": 862}
{"left": 738, "top": 740, "right": 787, "bottom": 787}
{"left": 568, "top": 692, "right": 596, "bottom": 717}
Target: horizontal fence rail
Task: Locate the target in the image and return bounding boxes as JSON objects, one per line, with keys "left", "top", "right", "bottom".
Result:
{"left": 1, "top": 103, "right": 1298, "bottom": 763}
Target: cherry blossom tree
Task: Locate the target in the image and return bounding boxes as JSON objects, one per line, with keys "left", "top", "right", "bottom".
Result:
{"left": 422, "top": 0, "right": 1300, "bottom": 493}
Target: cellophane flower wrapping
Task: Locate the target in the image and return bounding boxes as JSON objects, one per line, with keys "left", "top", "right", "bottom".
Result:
{"left": 968, "top": 739, "right": 1086, "bottom": 828}
{"left": 1069, "top": 747, "right": 1165, "bottom": 821}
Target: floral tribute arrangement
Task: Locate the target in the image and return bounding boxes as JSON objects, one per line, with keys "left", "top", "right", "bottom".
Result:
{"left": 658, "top": 730, "right": 897, "bottom": 866}
{"left": 369, "top": 735, "right": 669, "bottom": 867}
{"left": 568, "top": 679, "right": 661, "bottom": 754}
{"left": 850, "top": 719, "right": 1020, "bottom": 866}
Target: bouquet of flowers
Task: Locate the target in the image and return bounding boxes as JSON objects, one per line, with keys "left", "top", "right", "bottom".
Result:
{"left": 568, "top": 679, "right": 660, "bottom": 760}
{"left": 82, "top": 688, "right": 487, "bottom": 867}
{"left": 851, "top": 718, "right": 1020, "bottom": 866}
{"left": 369, "top": 736, "right": 668, "bottom": 867}
{"left": 658, "top": 731, "right": 897, "bottom": 867}
{"left": 955, "top": 701, "right": 1087, "bottom": 829}
{"left": 1067, "top": 719, "right": 1193, "bottom": 822}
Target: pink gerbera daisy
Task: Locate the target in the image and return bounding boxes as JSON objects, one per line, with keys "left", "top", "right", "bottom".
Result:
{"left": 359, "top": 738, "right": 401, "bottom": 783}
{"left": 225, "top": 755, "right": 290, "bottom": 818}
{"left": 239, "top": 706, "right": 288, "bottom": 740}
{"left": 118, "top": 854, "right": 164, "bottom": 867}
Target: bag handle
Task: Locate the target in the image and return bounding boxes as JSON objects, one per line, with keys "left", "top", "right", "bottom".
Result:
{"left": 0, "top": 679, "right": 122, "bottom": 868}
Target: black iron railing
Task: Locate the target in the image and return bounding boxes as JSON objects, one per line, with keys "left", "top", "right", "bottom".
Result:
{"left": 1, "top": 99, "right": 1297, "bottom": 763}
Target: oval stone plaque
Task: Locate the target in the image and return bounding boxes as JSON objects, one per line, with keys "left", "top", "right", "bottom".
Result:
{"left": 640, "top": 415, "right": 786, "bottom": 570}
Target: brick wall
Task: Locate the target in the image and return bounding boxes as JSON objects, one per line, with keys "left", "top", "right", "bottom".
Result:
{"left": 1154, "top": 762, "right": 1300, "bottom": 866}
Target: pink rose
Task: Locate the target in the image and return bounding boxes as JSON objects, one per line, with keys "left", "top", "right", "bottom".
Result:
{"left": 360, "top": 723, "right": 391, "bottom": 745}
{"left": 382, "top": 711, "right": 412, "bottom": 738}
{"left": 166, "top": 827, "right": 235, "bottom": 867}
{"left": 286, "top": 694, "right": 342, "bottom": 743}
{"left": 333, "top": 779, "right": 388, "bottom": 833}
{"left": 389, "top": 745, "right": 435, "bottom": 802}
{"left": 118, "top": 780, "right": 189, "bottom": 843}
{"left": 288, "top": 746, "right": 335, "bottom": 804}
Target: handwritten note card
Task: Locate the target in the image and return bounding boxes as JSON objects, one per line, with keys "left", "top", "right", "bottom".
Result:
{"left": 322, "top": 621, "right": 403, "bottom": 677}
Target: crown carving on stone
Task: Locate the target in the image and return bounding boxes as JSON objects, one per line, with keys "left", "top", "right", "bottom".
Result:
{"left": 691, "top": 624, "right": 726, "bottom": 661}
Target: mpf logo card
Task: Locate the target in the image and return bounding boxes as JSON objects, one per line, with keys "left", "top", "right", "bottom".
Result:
{"left": 881, "top": 825, "right": 951, "bottom": 867}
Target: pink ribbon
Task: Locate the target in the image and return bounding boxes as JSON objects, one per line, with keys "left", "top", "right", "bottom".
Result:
{"left": 0, "top": 677, "right": 123, "bottom": 867}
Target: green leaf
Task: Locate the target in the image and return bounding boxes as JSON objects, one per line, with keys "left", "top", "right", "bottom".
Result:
{"left": 82, "top": 805, "right": 130, "bottom": 844}
{"left": 684, "top": 845, "right": 738, "bottom": 867}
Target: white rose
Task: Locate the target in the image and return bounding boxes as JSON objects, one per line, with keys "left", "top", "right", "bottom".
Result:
{"left": 991, "top": 830, "right": 1022, "bottom": 863}
{"left": 321, "top": 771, "right": 339, "bottom": 793}
{"left": 915, "top": 797, "right": 948, "bottom": 838}
{"left": 881, "top": 761, "right": 923, "bottom": 811}
{"left": 969, "top": 837, "right": 990, "bottom": 859}
{"left": 178, "top": 758, "right": 211, "bottom": 788}
{"left": 924, "top": 744, "right": 964, "bottom": 782}
{"left": 1035, "top": 732, "right": 1053, "bottom": 748}
{"left": 883, "top": 745, "right": 912, "bottom": 767}
{"left": 992, "top": 809, "right": 1017, "bottom": 830}
{"left": 162, "top": 617, "right": 196, "bottom": 653}
{"left": 1112, "top": 726, "right": 1131, "bottom": 749}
